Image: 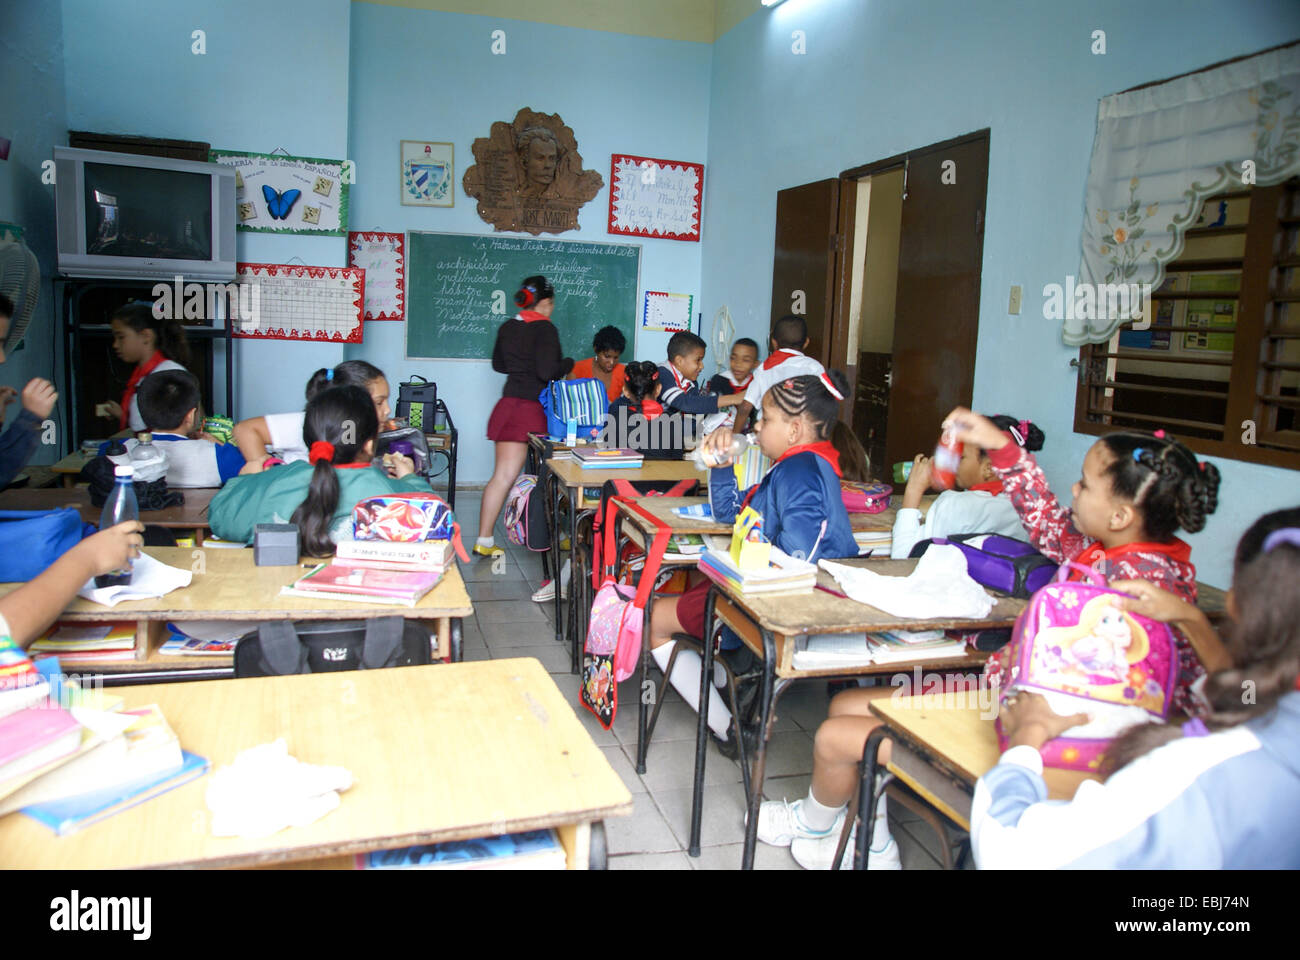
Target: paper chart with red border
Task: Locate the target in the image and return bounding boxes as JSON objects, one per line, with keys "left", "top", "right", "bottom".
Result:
{"left": 233, "top": 262, "right": 365, "bottom": 343}
{"left": 348, "top": 231, "right": 406, "bottom": 321}
{"left": 607, "top": 154, "right": 703, "bottom": 242}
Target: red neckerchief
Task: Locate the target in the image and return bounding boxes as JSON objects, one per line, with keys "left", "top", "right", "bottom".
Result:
{"left": 970, "top": 479, "right": 1004, "bottom": 495}
{"left": 666, "top": 363, "right": 694, "bottom": 392}
{"left": 638, "top": 399, "right": 663, "bottom": 420}
{"left": 336, "top": 462, "right": 374, "bottom": 470}
{"left": 518, "top": 310, "right": 548, "bottom": 323}
{"left": 120, "top": 350, "right": 167, "bottom": 429}
{"left": 1071, "top": 537, "right": 1192, "bottom": 576}
{"left": 776, "top": 440, "right": 842, "bottom": 477}
{"left": 761, "top": 348, "right": 803, "bottom": 371}
{"left": 726, "top": 372, "right": 754, "bottom": 392}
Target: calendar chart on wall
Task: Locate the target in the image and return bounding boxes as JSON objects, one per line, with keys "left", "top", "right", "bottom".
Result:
{"left": 233, "top": 262, "right": 366, "bottom": 343}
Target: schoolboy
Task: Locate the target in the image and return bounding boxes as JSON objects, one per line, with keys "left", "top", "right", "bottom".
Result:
{"left": 733, "top": 315, "right": 825, "bottom": 427}
{"left": 129, "top": 370, "right": 244, "bottom": 486}
{"left": 657, "top": 331, "right": 743, "bottom": 416}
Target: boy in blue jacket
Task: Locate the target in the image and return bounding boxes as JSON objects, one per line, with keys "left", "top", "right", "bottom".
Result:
{"left": 657, "top": 331, "right": 744, "bottom": 418}
{"left": 0, "top": 294, "right": 59, "bottom": 489}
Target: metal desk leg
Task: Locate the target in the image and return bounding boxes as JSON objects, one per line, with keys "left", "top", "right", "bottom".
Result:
{"left": 688, "top": 586, "right": 718, "bottom": 857}
{"left": 740, "top": 628, "right": 778, "bottom": 870}
{"left": 636, "top": 590, "right": 654, "bottom": 774}
{"left": 567, "top": 487, "right": 580, "bottom": 673}
{"left": 550, "top": 476, "right": 564, "bottom": 648}
{"left": 852, "top": 726, "right": 890, "bottom": 871}
{"left": 589, "top": 820, "right": 608, "bottom": 870}
{"left": 449, "top": 617, "right": 463, "bottom": 663}
{"left": 447, "top": 426, "right": 458, "bottom": 511}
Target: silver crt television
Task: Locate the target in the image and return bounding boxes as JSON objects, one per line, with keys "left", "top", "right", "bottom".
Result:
{"left": 54, "top": 146, "right": 237, "bottom": 281}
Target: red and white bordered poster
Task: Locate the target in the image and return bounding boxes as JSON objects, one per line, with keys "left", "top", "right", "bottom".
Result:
{"left": 233, "top": 262, "right": 365, "bottom": 343}
{"left": 608, "top": 154, "right": 703, "bottom": 242}
{"left": 348, "top": 231, "right": 405, "bottom": 321}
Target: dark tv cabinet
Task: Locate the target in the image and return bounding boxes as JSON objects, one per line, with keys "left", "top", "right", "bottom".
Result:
{"left": 55, "top": 277, "right": 235, "bottom": 455}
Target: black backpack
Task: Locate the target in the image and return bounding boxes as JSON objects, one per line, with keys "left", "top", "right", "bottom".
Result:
{"left": 233, "top": 617, "right": 432, "bottom": 677}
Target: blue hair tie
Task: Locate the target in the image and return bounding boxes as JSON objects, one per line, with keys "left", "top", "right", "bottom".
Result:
{"left": 1132, "top": 447, "right": 1145, "bottom": 462}
{"left": 1262, "top": 528, "right": 1300, "bottom": 553}
{"left": 326, "top": 368, "right": 334, "bottom": 382}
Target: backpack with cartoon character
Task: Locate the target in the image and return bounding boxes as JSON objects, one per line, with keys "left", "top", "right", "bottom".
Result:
{"left": 994, "top": 562, "right": 1180, "bottom": 772}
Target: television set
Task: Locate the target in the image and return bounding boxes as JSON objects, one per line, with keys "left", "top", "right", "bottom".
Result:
{"left": 54, "top": 146, "right": 237, "bottom": 281}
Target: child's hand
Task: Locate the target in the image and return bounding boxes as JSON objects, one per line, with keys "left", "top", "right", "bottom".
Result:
{"left": 99, "top": 400, "right": 123, "bottom": 421}
{"left": 80, "top": 521, "right": 145, "bottom": 576}
{"left": 699, "top": 427, "right": 736, "bottom": 467}
{"left": 195, "top": 431, "right": 222, "bottom": 443}
{"left": 1000, "top": 691, "right": 1090, "bottom": 750}
{"left": 1111, "top": 579, "right": 1198, "bottom": 624}
{"left": 384, "top": 453, "right": 415, "bottom": 478}
{"left": 942, "top": 407, "right": 1008, "bottom": 451}
{"left": 0, "top": 385, "right": 17, "bottom": 412}
{"left": 716, "top": 393, "right": 743, "bottom": 409}
{"left": 21, "top": 379, "right": 58, "bottom": 419}
{"left": 902, "top": 454, "right": 932, "bottom": 508}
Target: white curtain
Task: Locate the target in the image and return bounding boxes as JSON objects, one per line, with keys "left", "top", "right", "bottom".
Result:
{"left": 1067, "top": 43, "right": 1300, "bottom": 346}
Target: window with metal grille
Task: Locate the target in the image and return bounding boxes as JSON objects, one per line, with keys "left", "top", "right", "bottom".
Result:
{"left": 1073, "top": 177, "right": 1300, "bottom": 470}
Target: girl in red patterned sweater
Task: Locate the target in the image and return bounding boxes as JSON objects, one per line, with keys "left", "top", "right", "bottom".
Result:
{"left": 944, "top": 408, "right": 1221, "bottom": 718}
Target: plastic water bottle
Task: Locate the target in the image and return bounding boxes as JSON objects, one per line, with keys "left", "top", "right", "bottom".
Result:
{"left": 129, "top": 432, "right": 168, "bottom": 482}
{"left": 565, "top": 417, "right": 578, "bottom": 446}
{"left": 931, "top": 426, "right": 963, "bottom": 490}
{"left": 95, "top": 465, "right": 139, "bottom": 588}
{"left": 690, "top": 433, "right": 755, "bottom": 470}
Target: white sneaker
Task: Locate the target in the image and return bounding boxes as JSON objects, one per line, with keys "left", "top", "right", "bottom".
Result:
{"left": 755, "top": 798, "right": 845, "bottom": 848}
{"left": 790, "top": 821, "right": 903, "bottom": 870}
{"left": 530, "top": 579, "right": 569, "bottom": 602}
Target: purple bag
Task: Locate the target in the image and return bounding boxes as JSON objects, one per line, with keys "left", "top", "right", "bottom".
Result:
{"left": 934, "top": 533, "right": 1058, "bottom": 599}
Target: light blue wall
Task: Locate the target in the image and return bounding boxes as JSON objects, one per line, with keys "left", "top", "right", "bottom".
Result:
{"left": 60, "top": 0, "right": 354, "bottom": 421}
{"left": 704, "top": 0, "right": 1300, "bottom": 588}
{"left": 0, "top": 0, "right": 67, "bottom": 466}
{"left": 347, "top": 3, "right": 712, "bottom": 484}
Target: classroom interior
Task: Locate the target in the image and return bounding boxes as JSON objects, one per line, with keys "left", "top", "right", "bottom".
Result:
{"left": 1, "top": 0, "right": 1298, "bottom": 872}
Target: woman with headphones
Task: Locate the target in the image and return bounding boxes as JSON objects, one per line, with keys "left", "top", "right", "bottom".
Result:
{"left": 474, "top": 275, "right": 574, "bottom": 558}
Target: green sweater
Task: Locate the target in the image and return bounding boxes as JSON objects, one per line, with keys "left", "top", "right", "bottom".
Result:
{"left": 209, "top": 462, "right": 432, "bottom": 545}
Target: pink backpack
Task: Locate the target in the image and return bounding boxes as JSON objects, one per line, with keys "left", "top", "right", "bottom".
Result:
{"left": 840, "top": 480, "right": 892, "bottom": 514}
{"left": 994, "top": 562, "right": 1179, "bottom": 772}
{"left": 504, "top": 475, "right": 536, "bottom": 548}
{"left": 580, "top": 496, "right": 672, "bottom": 729}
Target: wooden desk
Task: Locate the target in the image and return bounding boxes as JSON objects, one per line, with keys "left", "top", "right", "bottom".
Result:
{"left": 852, "top": 696, "right": 1100, "bottom": 869}
{"left": 616, "top": 493, "right": 939, "bottom": 541}
{"left": 0, "top": 486, "right": 217, "bottom": 542}
{"left": 0, "top": 547, "right": 474, "bottom": 683}
{"left": 690, "top": 557, "right": 1026, "bottom": 868}
{"left": 0, "top": 659, "right": 633, "bottom": 869}
{"left": 51, "top": 449, "right": 93, "bottom": 487}
{"left": 545, "top": 457, "right": 702, "bottom": 670}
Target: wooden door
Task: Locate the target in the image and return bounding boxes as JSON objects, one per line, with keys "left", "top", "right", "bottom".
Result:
{"left": 769, "top": 179, "right": 841, "bottom": 365}
{"left": 883, "top": 134, "right": 989, "bottom": 470}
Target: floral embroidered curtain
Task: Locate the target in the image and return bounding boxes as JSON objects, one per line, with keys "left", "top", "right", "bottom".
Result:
{"left": 1068, "top": 43, "right": 1300, "bottom": 346}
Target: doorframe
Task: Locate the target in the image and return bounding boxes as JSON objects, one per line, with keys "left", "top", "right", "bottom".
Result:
{"left": 828, "top": 128, "right": 991, "bottom": 431}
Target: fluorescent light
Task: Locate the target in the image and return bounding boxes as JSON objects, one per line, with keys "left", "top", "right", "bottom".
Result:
{"left": 762, "top": 0, "right": 786, "bottom": 6}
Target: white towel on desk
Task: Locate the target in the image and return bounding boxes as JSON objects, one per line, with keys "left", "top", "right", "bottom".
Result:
{"left": 819, "top": 544, "right": 994, "bottom": 619}
{"left": 77, "top": 551, "right": 193, "bottom": 607}
{"left": 205, "top": 739, "right": 353, "bottom": 838}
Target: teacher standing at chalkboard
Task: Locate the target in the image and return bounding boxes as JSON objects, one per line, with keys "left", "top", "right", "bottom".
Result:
{"left": 474, "top": 275, "right": 574, "bottom": 558}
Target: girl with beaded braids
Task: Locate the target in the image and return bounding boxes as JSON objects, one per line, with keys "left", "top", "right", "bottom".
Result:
{"left": 645, "top": 372, "right": 859, "bottom": 761}
{"left": 943, "top": 408, "right": 1221, "bottom": 720}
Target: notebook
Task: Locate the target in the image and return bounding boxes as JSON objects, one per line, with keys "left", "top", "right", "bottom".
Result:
{"left": 0, "top": 637, "right": 48, "bottom": 719}
{"left": 280, "top": 562, "right": 441, "bottom": 607}
{"left": 0, "top": 705, "right": 82, "bottom": 786}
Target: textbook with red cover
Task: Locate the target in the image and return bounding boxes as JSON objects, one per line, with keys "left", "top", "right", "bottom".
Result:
{"left": 0, "top": 705, "right": 82, "bottom": 785}
{"left": 280, "top": 562, "right": 441, "bottom": 607}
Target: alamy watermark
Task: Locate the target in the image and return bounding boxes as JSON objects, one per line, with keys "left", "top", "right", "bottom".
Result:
{"left": 1042, "top": 275, "right": 1152, "bottom": 328}
{"left": 151, "top": 275, "right": 260, "bottom": 327}
{"left": 595, "top": 406, "right": 705, "bottom": 451}
{"left": 890, "top": 667, "right": 999, "bottom": 720}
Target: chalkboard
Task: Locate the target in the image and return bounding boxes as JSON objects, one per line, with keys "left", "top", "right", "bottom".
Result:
{"left": 405, "top": 232, "right": 641, "bottom": 361}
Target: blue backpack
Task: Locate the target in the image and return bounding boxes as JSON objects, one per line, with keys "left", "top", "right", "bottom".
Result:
{"left": 539, "top": 378, "right": 609, "bottom": 441}
{"left": 0, "top": 509, "right": 90, "bottom": 582}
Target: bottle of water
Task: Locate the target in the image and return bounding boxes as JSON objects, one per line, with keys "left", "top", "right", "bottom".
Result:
{"left": 690, "top": 433, "right": 755, "bottom": 470}
{"left": 129, "top": 431, "right": 167, "bottom": 482}
{"left": 95, "top": 465, "right": 139, "bottom": 588}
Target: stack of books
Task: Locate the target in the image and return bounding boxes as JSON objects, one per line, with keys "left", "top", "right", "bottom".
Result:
{"left": 791, "top": 630, "right": 968, "bottom": 669}
{"left": 854, "top": 530, "right": 893, "bottom": 557}
{"left": 159, "top": 620, "right": 256, "bottom": 656}
{"left": 697, "top": 546, "right": 818, "bottom": 597}
{"left": 335, "top": 538, "right": 452, "bottom": 573}
{"left": 282, "top": 560, "right": 442, "bottom": 607}
{"left": 663, "top": 533, "right": 731, "bottom": 562}
{"left": 572, "top": 446, "right": 644, "bottom": 470}
{"left": 28, "top": 623, "right": 137, "bottom": 664}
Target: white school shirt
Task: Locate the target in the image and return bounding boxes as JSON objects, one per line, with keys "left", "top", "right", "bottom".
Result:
{"left": 742, "top": 349, "right": 826, "bottom": 416}
{"left": 263, "top": 411, "right": 309, "bottom": 462}
{"left": 126, "top": 359, "right": 187, "bottom": 432}
{"left": 889, "top": 488, "right": 1029, "bottom": 559}
{"left": 117, "top": 433, "right": 245, "bottom": 487}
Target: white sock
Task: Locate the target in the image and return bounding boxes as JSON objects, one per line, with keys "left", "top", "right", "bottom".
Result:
{"left": 800, "top": 790, "right": 845, "bottom": 833}
{"left": 652, "top": 642, "right": 732, "bottom": 739}
{"left": 476, "top": 536, "right": 495, "bottom": 549}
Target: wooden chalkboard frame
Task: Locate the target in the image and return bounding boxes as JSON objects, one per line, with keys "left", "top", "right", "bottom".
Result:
{"left": 404, "top": 231, "right": 642, "bottom": 362}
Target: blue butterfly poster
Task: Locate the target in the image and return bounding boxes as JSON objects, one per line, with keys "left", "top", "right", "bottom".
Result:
{"left": 210, "top": 149, "right": 350, "bottom": 235}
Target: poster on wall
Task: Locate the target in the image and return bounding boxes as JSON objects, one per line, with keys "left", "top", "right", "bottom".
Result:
{"left": 210, "top": 150, "right": 350, "bottom": 236}
{"left": 348, "top": 231, "right": 405, "bottom": 321}
{"left": 233, "top": 262, "right": 365, "bottom": 343}
{"left": 608, "top": 154, "right": 703, "bottom": 242}
{"left": 642, "top": 291, "right": 694, "bottom": 332}
{"left": 401, "top": 141, "right": 454, "bottom": 207}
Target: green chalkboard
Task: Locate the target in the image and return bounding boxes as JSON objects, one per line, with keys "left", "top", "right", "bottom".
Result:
{"left": 405, "top": 232, "right": 641, "bottom": 361}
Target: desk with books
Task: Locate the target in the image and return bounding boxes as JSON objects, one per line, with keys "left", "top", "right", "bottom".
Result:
{"left": 545, "top": 457, "right": 702, "bottom": 670}
{"left": 0, "top": 547, "right": 474, "bottom": 684}
{"left": 850, "top": 696, "right": 1101, "bottom": 869}
{"left": 0, "top": 486, "right": 217, "bottom": 544}
{"left": 0, "top": 659, "right": 632, "bottom": 869}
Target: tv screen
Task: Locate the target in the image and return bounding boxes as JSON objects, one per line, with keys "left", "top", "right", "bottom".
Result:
{"left": 83, "top": 162, "right": 212, "bottom": 262}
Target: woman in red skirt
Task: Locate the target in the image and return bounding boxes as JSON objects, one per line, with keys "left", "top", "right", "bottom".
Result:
{"left": 475, "top": 275, "right": 574, "bottom": 557}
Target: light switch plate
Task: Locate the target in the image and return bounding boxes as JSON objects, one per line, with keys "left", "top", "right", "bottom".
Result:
{"left": 1008, "top": 285, "right": 1022, "bottom": 315}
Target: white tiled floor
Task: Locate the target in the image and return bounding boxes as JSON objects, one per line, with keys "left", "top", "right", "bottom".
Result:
{"left": 453, "top": 491, "right": 964, "bottom": 870}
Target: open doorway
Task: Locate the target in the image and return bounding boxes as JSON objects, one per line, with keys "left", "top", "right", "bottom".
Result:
{"left": 769, "top": 130, "right": 989, "bottom": 479}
